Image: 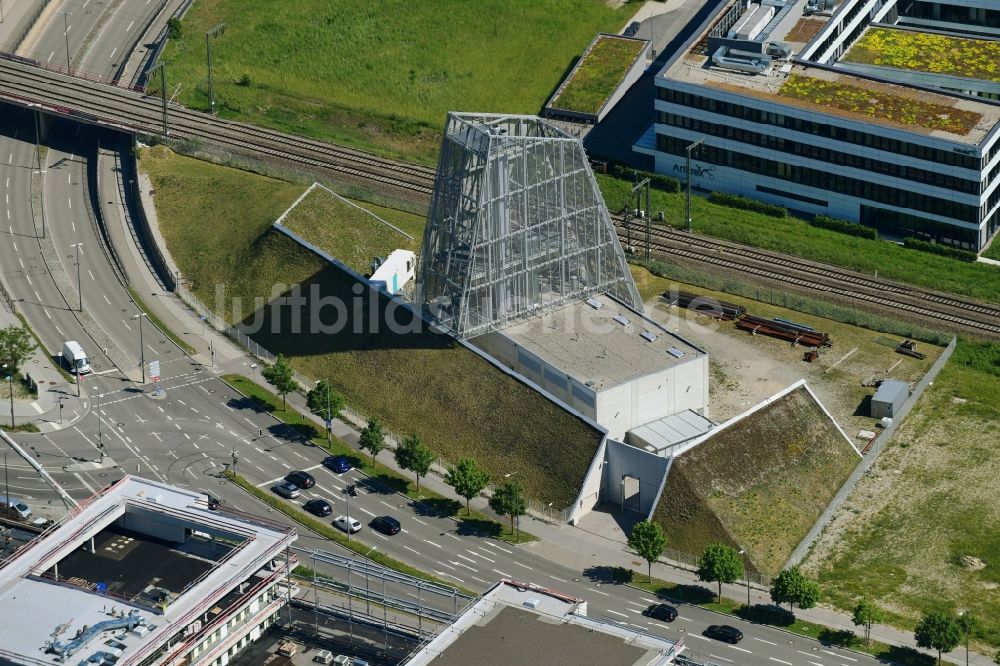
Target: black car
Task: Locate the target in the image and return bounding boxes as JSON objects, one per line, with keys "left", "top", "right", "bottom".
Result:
{"left": 286, "top": 471, "right": 316, "bottom": 489}
{"left": 304, "top": 499, "right": 332, "bottom": 517}
{"left": 642, "top": 603, "right": 678, "bottom": 622}
{"left": 206, "top": 495, "right": 222, "bottom": 511}
{"left": 371, "top": 515, "right": 401, "bottom": 535}
{"left": 705, "top": 624, "right": 743, "bottom": 644}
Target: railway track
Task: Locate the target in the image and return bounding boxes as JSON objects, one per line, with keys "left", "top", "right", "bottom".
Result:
{"left": 617, "top": 219, "right": 1000, "bottom": 338}
{"left": 0, "top": 57, "right": 437, "bottom": 196}
{"left": 3, "top": 58, "right": 996, "bottom": 337}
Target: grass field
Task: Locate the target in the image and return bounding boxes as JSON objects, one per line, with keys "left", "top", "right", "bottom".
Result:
{"left": 984, "top": 241, "right": 1000, "bottom": 262}
{"left": 597, "top": 174, "right": 1000, "bottom": 305}
{"left": 653, "top": 386, "right": 859, "bottom": 576}
{"left": 141, "top": 148, "right": 602, "bottom": 508}
{"left": 804, "top": 340, "right": 1000, "bottom": 651}
{"left": 161, "top": 0, "right": 634, "bottom": 165}
{"left": 548, "top": 35, "right": 645, "bottom": 115}
{"left": 280, "top": 185, "right": 420, "bottom": 274}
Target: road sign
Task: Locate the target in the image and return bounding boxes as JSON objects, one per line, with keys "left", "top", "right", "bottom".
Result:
{"left": 148, "top": 360, "right": 160, "bottom": 381}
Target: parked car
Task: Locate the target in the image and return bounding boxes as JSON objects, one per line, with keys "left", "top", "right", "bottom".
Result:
{"left": 642, "top": 603, "right": 678, "bottom": 622}
{"left": 371, "top": 515, "right": 401, "bottom": 535}
{"left": 272, "top": 482, "right": 300, "bottom": 499}
{"left": 304, "top": 499, "right": 333, "bottom": 517}
{"left": 705, "top": 624, "right": 743, "bottom": 644}
{"left": 286, "top": 471, "right": 316, "bottom": 489}
{"left": 324, "top": 456, "right": 352, "bottom": 474}
{"left": 333, "top": 515, "right": 362, "bottom": 534}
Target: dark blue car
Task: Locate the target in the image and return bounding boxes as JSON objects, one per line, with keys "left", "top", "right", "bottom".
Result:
{"left": 324, "top": 455, "right": 352, "bottom": 474}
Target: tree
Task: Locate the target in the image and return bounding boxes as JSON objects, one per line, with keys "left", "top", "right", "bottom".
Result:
{"left": 445, "top": 458, "right": 490, "bottom": 516}
{"left": 0, "top": 325, "right": 37, "bottom": 375}
{"left": 166, "top": 17, "right": 182, "bottom": 40}
{"left": 914, "top": 610, "right": 962, "bottom": 665}
{"left": 770, "top": 565, "right": 819, "bottom": 613}
{"left": 358, "top": 417, "right": 385, "bottom": 462}
{"left": 394, "top": 434, "right": 434, "bottom": 492}
{"left": 307, "top": 380, "right": 344, "bottom": 439}
{"left": 852, "top": 598, "right": 884, "bottom": 646}
{"left": 696, "top": 543, "right": 744, "bottom": 603}
{"left": 261, "top": 354, "right": 297, "bottom": 410}
{"left": 628, "top": 521, "right": 667, "bottom": 583}
{"left": 489, "top": 480, "right": 527, "bottom": 542}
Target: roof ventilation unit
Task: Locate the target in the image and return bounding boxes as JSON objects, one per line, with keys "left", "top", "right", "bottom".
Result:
{"left": 585, "top": 298, "right": 604, "bottom": 309}
{"left": 613, "top": 314, "right": 629, "bottom": 326}
{"left": 667, "top": 347, "right": 685, "bottom": 359}
{"left": 641, "top": 331, "right": 658, "bottom": 342}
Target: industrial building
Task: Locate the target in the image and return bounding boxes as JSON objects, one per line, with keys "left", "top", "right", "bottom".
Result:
{"left": 404, "top": 579, "right": 684, "bottom": 665}
{"left": 637, "top": 0, "right": 1000, "bottom": 251}
{"left": 0, "top": 476, "right": 296, "bottom": 666}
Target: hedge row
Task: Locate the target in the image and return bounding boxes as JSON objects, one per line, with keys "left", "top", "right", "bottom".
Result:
{"left": 708, "top": 192, "right": 786, "bottom": 218}
{"left": 903, "top": 237, "right": 978, "bottom": 263}
{"left": 809, "top": 215, "right": 878, "bottom": 240}
{"left": 609, "top": 164, "right": 681, "bottom": 193}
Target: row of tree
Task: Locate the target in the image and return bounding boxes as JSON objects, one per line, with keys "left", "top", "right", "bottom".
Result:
{"left": 626, "top": 521, "right": 986, "bottom": 665}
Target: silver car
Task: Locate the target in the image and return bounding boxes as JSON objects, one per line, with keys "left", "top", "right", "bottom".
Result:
{"left": 333, "top": 515, "right": 362, "bottom": 534}
{"left": 272, "top": 482, "right": 300, "bottom": 499}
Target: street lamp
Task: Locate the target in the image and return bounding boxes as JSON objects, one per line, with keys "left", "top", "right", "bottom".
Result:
{"left": 958, "top": 610, "right": 970, "bottom": 666}
{"left": 70, "top": 243, "right": 83, "bottom": 311}
{"left": 131, "top": 312, "right": 148, "bottom": 383}
{"left": 231, "top": 444, "right": 238, "bottom": 476}
{"left": 95, "top": 392, "right": 103, "bottom": 462}
{"left": 685, "top": 137, "right": 705, "bottom": 232}
{"left": 3, "top": 366, "right": 12, "bottom": 428}
{"left": 58, "top": 396, "right": 65, "bottom": 425}
{"left": 739, "top": 548, "right": 751, "bottom": 619}
{"left": 205, "top": 22, "right": 226, "bottom": 115}
{"left": 249, "top": 363, "right": 258, "bottom": 383}
{"left": 61, "top": 11, "right": 72, "bottom": 74}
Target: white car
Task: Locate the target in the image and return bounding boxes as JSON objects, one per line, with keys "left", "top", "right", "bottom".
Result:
{"left": 333, "top": 515, "right": 362, "bottom": 534}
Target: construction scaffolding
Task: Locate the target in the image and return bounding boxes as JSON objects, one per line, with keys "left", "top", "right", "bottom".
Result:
{"left": 418, "top": 113, "right": 642, "bottom": 339}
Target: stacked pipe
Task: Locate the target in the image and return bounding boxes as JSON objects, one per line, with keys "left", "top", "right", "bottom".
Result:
{"left": 662, "top": 290, "right": 747, "bottom": 319}
{"left": 736, "top": 314, "right": 832, "bottom": 347}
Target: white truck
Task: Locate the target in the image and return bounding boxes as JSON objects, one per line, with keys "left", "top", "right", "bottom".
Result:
{"left": 62, "top": 340, "right": 91, "bottom": 374}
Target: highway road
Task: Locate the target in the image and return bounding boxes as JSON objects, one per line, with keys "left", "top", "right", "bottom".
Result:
{"left": 19, "top": 0, "right": 164, "bottom": 82}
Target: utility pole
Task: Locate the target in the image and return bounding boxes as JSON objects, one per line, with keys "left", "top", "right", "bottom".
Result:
{"left": 61, "top": 11, "right": 72, "bottom": 74}
{"left": 205, "top": 23, "right": 226, "bottom": 115}
{"left": 685, "top": 138, "right": 704, "bottom": 232}
{"left": 71, "top": 243, "right": 83, "bottom": 311}
{"left": 631, "top": 178, "right": 651, "bottom": 261}
{"left": 739, "top": 548, "right": 751, "bottom": 620}
{"left": 325, "top": 380, "right": 332, "bottom": 445}
{"left": 131, "top": 312, "right": 148, "bottom": 383}
{"left": 153, "top": 62, "right": 168, "bottom": 138}
{"left": 3, "top": 453, "right": 9, "bottom": 512}
{"left": 4, "top": 369, "right": 12, "bottom": 428}
{"left": 96, "top": 392, "right": 103, "bottom": 461}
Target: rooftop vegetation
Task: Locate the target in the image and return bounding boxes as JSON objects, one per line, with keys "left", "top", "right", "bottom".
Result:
{"left": 280, "top": 185, "right": 420, "bottom": 274}
{"left": 777, "top": 74, "right": 982, "bottom": 135}
{"left": 548, "top": 35, "right": 645, "bottom": 115}
{"left": 843, "top": 27, "right": 1000, "bottom": 83}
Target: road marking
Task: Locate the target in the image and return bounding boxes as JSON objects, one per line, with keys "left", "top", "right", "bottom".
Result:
{"left": 379, "top": 500, "right": 395, "bottom": 509}
{"left": 688, "top": 634, "right": 710, "bottom": 641}
{"left": 590, "top": 588, "right": 610, "bottom": 597}
{"left": 607, "top": 610, "right": 628, "bottom": 618}
{"left": 68, "top": 197, "right": 71, "bottom": 209}
{"left": 48, "top": 51, "right": 55, "bottom": 62}
{"left": 675, "top": 615, "right": 692, "bottom": 622}
{"left": 110, "top": 47, "right": 118, "bottom": 59}
{"left": 411, "top": 516, "right": 429, "bottom": 526}
{"left": 423, "top": 539, "right": 442, "bottom": 549}
{"left": 810, "top": 662, "right": 825, "bottom": 666}
{"left": 471, "top": 576, "right": 489, "bottom": 584}
{"left": 625, "top": 600, "right": 645, "bottom": 609}
{"left": 402, "top": 545, "right": 419, "bottom": 555}
{"left": 31, "top": 402, "right": 43, "bottom": 414}
{"left": 549, "top": 575, "right": 568, "bottom": 583}
{"left": 483, "top": 541, "right": 513, "bottom": 554}
{"left": 770, "top": 659, "right": 793, "bottom": 665}
{"left": 640, "top": 596, "right": 658, "bottom": 604}
{"left": 455, "top": 553, "right": 477, "bottom": 564}
{"left": 822, "top": 651, "right": 856, "bottom": 662}
{"left": 511, "top": 561, "right": 532, "bottom": 570}
{"left": 467, "top": 549, "right": 495, "bottom": 563}
{"left": 127, "top": 20, "right": 134, "bottom": 31}
{"left": 358, "top": 507, "right": 375, "bottom": 517}
{"left": 755, "top": 638, "right": 779, "bottom": 646}
{"left": 492, "top": 568, "right": 512, "bottom": 578}
{"left": 103, "top": 294, "right": 111, "bottom": 305}
{"left": 444, "top": 532, "right": 461, "bottom": 541}
{"left": 709, "top": 655, "right": 734, "bottom": 663}
{"left": 730, "top": 645, "right": 752, "bottom": 654}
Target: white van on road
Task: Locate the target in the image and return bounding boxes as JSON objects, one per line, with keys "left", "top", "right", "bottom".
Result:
{"left": 62, "top": 340, "right": 91, "bottom": 374}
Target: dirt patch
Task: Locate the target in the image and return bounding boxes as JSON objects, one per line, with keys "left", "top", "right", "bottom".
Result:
{"left": 785, "top": 17, "right": 826, "bottom": 44}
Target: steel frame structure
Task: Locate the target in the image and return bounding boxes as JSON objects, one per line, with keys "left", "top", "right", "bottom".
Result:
{"left": 419, "top": 113, "right": 642, "bottom": 339}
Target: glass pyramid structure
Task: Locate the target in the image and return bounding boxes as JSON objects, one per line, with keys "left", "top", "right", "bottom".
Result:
{"left": 418, "top": 113, "right": 642, "bottom": 339}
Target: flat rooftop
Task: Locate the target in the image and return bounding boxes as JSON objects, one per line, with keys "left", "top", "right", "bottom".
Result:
{"left": 660, "top": 0, "right": 1000, "bottom": 144}
{"left": 494, "top": 293, "right": 703, "bottom": 391}
{"left": 405, "top": 581, "right": 681, "bottom": 666}
{"left": 0, "top": 476, "right": 295, "bottom": 665}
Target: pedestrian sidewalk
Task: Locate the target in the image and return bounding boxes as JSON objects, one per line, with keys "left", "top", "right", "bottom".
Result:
{"left": 112, "top": 138, "right": 989, "bottom": 666}
{"left": 0, "top": 304, "right": 88, "bottom": 432}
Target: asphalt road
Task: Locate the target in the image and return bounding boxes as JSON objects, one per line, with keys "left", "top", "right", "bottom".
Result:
{"left": 21, "top": 0, "right": 163, "bottom": 81}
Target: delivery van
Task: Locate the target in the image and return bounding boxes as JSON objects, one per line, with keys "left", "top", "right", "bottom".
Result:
{"left": 62, "top": 340, "right": 91, "bottom": 374}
